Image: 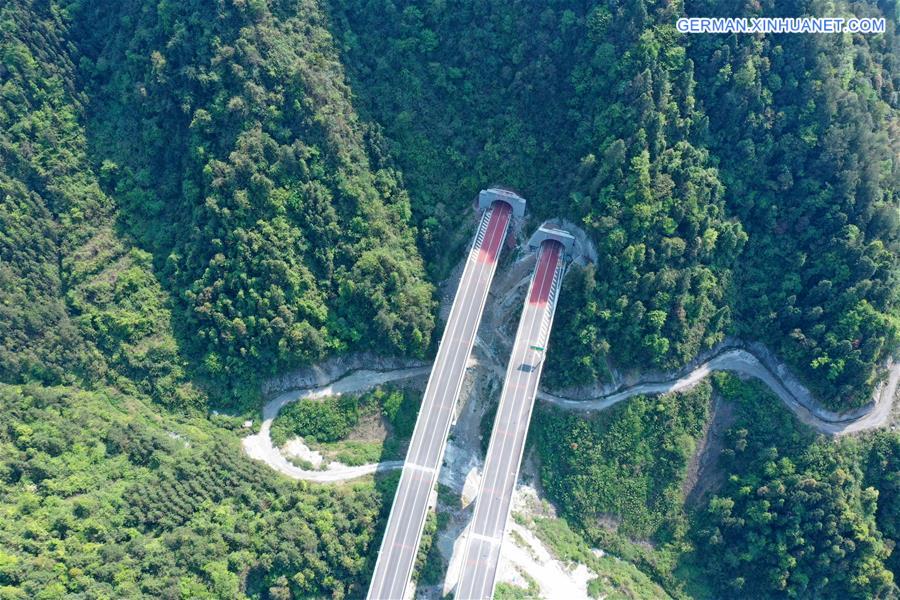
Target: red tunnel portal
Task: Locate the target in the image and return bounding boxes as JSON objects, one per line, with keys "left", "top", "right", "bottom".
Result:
{"left": 529, "top": 240, "right": 562, "bottom": 305}
{"left": 477, "top": 201, "right": 512, "bottom": 264}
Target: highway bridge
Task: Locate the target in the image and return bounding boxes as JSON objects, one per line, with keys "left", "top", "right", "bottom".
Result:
{"left": 455, "top": 226, "right": 573, "bottom": 600}
{"left": 367, "top": 190, "right": 524, "bottom": 600}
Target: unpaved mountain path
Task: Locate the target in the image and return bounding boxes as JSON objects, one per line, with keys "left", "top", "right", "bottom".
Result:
{"left": 241, "top": 365, "right": 429, "bottom": 483}
{"left": 539, "top": 348, "right": 899, "bottom": 435}
{"left": 242, "top": 345, "right": 897, "bottom": 483}
{"left": 242, "top": 237, "right": 897, "bottom": 481}
{"left": 239, "top": 327, "right": 896, "bottom": 599}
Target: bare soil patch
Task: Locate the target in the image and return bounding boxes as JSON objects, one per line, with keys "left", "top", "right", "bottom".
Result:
{"left": 683, "top": 393, "right": 736, "bottom": 507}
{"left": 346, "top": 410, "right": 389, "bottom": 443}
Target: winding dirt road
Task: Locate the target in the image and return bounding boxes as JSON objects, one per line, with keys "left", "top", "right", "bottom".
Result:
{"left": 242, "top": 346, "right": 897, "bottom": 484}
{"left": 539, "top": 348, "right": 900, "bottom": 436}
{"left": 241, "top": 365, "right": 429, "bottom": 483}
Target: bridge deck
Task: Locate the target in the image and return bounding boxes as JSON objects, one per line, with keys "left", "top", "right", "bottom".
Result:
{"left": 367, "top": 201, "right": 513, "bottom": 600}
{"left": 455, "top": 239, "right": 567, "bottom": 600}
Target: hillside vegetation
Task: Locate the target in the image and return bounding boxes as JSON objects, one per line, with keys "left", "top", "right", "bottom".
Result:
{"left": 0, "top": 383, "right": 391, "bottom": 598}
{"left": 74, "top": 0, "right": 435, "bottom": 401}
{"left": 690, "top": 0, "right": 899, "bottom": 407}
{"left": 4, "top": 0, "right": 896, "bottom": 409}
{"left": 329, "top": 0, "right": 898, "bottom": 408}
{"left": 0, "top": 1, "right": 414, "bottom": 597}
{"left": 533, "top": 375, "right": 899, "bottom": 599}
{"left": 1, "top": 0, "right": 898, "bottom": 597}
{"left": 694, "top": 375, "right": 895, "bottom": 598}
{"left": 330, "top": 0, "right": 748, "bottom": 388}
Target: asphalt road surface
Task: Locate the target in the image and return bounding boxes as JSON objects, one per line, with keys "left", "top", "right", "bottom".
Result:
{"left": 455, "top": 240, "right": 565, "bottom": 600}
{"left": 367, "top": 201, "right": 513, "bottom": 600}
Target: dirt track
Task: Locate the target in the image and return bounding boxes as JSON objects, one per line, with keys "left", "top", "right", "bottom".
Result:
{"left": 242, "top": 346, "right": 897, "bottom": 484}
{"left": 539, "top": 348, "right": 899, "bottom": 436}
{"left": 241, "top": 365, "right": 428, "bottom": 483}
{"left": 239, "top": 244, "right": 898, "bottom": 599}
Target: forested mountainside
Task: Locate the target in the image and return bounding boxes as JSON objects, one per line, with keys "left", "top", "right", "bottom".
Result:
{"left": 330, "top": 0, "right": 749, "bottom": 388}
{"left": 4, "top": 0, "right": 895, "bottom": 412}
{"left": 0, "top": 0, "right": 201, "bottom": 408}
{"left": 0, "top": 384, "right": 392, "bottom": 599}
{"left": 535, "top": 375, "right": 900, "bottom": 599}
{"left": 1, "top": 1, "right": 392, "bottom": 596}
{"left": 330, "top": 0, "right": 898, "bottom": 409}
{"left": 1, "top": 0, "right": 898, "bottom": 597}
{"left": 2, "top": 0, "right": 434, "bottom": 407}
{"left": 691, "top": 0, "right": 899, "bottom": 407}
{"left": 74, "top": 0, "right": 435, "bottom": 399}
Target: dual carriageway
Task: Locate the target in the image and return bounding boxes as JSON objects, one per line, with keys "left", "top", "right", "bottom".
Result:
{"left": 368, "top": 189, "right": 575, "bottom": 600}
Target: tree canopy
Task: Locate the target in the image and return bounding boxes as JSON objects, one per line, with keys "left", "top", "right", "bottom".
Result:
{"left": 1, "top": 0, "right": 897, "bottom": 596}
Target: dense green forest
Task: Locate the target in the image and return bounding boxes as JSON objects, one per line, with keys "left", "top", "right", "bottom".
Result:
{"left": 3, "top": 0, "right": 895, "bottom": 415}
{"left": 329, "top": 0, "right": 898, "bottom": 408}
{"left": 690, "top": 0, "right": 899, "bottom": 408}
{"left": 0, "top": 383, "right": 395, "bottom": 598}
{"left": 0, "top": 0, "right": 414, "bottom": 596}
{"left": 329, "top": 0, "right": 749, "bottom": 388}
{"left": 1, "top": 0, "right": 898, "bottom": 597}
{"left": 73, "top": 0, "right": 435, "bottom": 400}
{"left": 1, "top": 0, "right": 436, "bottom": 408}
{"left": 534, "top": 375, "right": 899, "bottom": 599}
{"left": 0, "top": 0, "right": 201, "bottom": 408}
{"left": 694, "top": 375, "right": 895, "bottom": 598}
